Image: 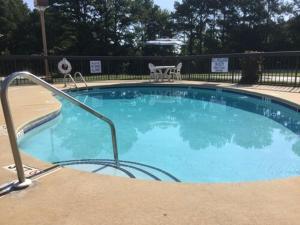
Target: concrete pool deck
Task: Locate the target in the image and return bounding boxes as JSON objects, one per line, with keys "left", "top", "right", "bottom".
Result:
{"left": 1, "top": 80, "right": 300, "bottom": 225}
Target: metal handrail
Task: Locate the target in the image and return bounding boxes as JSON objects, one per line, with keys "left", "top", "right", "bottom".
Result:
{"left": 63, "top": 73, "right": 77, "bottom": 88}
{"left": 74, "top": 72, "right": 88, "bottom": 88}
{"left": 1, "top": 71, "right": 119, "bottom": 189}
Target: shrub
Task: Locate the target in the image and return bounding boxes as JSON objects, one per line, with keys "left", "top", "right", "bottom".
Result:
{"left": 239, "top": 51, "right": 263, "bottom": 84}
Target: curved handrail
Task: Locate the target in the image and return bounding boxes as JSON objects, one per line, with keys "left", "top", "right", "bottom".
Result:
{"left": 0, "top": 71, "right": 119, "bottom": 188}
{"left": 63, "top": 73, "right": 77, "bottom": 88}
{"left": 74, "top": 72, "right": 88, "bottom": 88}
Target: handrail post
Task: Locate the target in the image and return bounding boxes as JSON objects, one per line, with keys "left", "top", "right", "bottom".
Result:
{"left": 1, "top": 76, "right": 32, "bottom": 189}
{"left": 1, "top": 71, "right": 120, "bottom": 189}
{"left": 63, "top": 74, "right": 77, "bottom": 88}
{"left": 74, "top": 72, "right": 88, "bottom": 88}
{"left": 110, "top": 124, "right": 119, "bottom": 167}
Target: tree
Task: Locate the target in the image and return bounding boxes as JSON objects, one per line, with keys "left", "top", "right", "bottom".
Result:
{"left": 287, "top": 15, "right": 300, "bottom": 50}
{"left": 1, "top": 0, "right": 300, "bottom": 56}
{"left": 101, "top": 0, "right": 135, "bottom": 55}
{"left": 130, "top": 0, "right": 174, "bottom": 55}
{"left": 173, "top": 0, "right": 217, "bottom": 54}
{"left": 0, "top": 0, "right": 30, "bottom": 54}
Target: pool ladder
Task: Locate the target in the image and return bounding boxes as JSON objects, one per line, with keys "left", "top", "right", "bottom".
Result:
{"left": 0, "top": 71, "right": 119, "bottom": 189}
{"left": 64, "top": 72, "right": 88, "bottom": 88}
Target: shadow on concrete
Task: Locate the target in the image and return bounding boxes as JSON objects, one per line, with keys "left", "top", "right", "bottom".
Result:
{"left": 0, "top": 165, "right": 60, "bottom": 197}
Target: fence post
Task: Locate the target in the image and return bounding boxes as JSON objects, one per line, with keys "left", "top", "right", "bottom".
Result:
{"left": 188, "top": 60, "right": 191, "bottom": 80}
{"left": 208, "top": 57, "right": 211, "bottom": 82}
{"left": 294, "top": 57, "right": 299, "bottom": 86}
{"left": 139, "top": 58, "right": 143, "bottom": 80}
{"left": 108, "top": 60, "right": 111, "bottom": 80}
{"left": 231, "top": 57, "right": 234, "bottom": 83}
{"left": 14, "top": 59, "right": 19, "bottom": 86}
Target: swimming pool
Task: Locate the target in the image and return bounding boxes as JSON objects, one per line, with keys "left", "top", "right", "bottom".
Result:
{"left": 19, "top": 86, "right": 300, "bottom": 183}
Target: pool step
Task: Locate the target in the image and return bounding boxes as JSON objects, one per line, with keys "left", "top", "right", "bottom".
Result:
{"left": 54, "top": 159, "right": 180, "bottom": 182}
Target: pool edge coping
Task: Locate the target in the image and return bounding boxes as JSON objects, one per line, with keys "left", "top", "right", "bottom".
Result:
{"left": 4, "top": 81, "right": 300, "bottom": 185}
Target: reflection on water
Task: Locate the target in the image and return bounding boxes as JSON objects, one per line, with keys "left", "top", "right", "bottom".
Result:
{"left": 80, "top": 87, "right": 300, "bottom": 134}
{"left": 71, "top": 87, "right": 300, "bottom": 150}
{"left": 19, "top": 87, "right": 300, "bottom": 182}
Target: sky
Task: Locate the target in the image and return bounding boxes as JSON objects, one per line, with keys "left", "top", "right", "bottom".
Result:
{"left": 23, "top": 0, "right": 178, "bottom": 11}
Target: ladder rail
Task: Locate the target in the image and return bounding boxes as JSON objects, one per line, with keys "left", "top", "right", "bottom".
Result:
{"left": 63, "top": 73, "right": 77, "bottom": 88}
{"left": 74, "top": 72, "right": 88, "bottom": 88}
{"left": 1, "top": 71, "right": 119, "bottom": 188}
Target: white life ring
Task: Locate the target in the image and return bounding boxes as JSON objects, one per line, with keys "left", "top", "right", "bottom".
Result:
{"left": 58, "top": 58, "right": 72, "bottom": 74}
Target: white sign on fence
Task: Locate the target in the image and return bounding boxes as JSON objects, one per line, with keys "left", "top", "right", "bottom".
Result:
{"left": 90, "top": 60, "right": 102, "bottom": 74}
{"left": 211, "top": 58, "right": 229, "bottom": 73}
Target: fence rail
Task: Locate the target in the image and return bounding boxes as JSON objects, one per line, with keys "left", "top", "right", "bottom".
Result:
{"left": 1, "top": 51, "right": 300, "bottom": 86}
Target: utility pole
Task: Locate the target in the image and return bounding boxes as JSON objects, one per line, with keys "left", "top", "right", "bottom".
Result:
{"left": 34, "top": 0, "right": 51, "bottom": 82}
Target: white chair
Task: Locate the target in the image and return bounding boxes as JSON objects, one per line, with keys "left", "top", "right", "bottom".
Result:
{"left": 170, "top": 62, "right": 182, "bottom": 80}
{"left": 148, "top": 63, "right": 162, "bottom": 82}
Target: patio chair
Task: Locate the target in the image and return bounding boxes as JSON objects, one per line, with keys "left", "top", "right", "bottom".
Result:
{"left": 148, "top": 63, "right": 162, "bottom": 82}
{"left": 170, "top": 62, "right": 182, "bottom": 80}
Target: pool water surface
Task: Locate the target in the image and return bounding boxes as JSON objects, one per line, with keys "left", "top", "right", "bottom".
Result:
{"left": 19, "top": 86, "right": 300, "bottom": 183}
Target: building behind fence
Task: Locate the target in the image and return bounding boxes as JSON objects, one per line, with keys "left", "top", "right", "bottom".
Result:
{"left": 0, "top": 51, "right": 299, "bottom": 86}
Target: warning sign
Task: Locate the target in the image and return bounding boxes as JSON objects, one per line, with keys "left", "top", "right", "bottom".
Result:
{"left": 90, "top": 60, "right": 102, "bottom": 74}
{"left": 3, "top": 164, "right": 40, "bottom": 177}
{"left": 211, "top": 58, "right": 229, "bottom": 73}
{"left": 0, "top": 124, "right": 7, "bottom": 136}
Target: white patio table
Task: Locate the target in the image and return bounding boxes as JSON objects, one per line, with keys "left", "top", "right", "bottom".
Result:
{"left": 154, "top": 65, "right": 176, "bottom": 81}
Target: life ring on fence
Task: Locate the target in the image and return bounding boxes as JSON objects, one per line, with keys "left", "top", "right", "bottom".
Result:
{"left": 58, "top": 58, "right": 72, "bottom": 74}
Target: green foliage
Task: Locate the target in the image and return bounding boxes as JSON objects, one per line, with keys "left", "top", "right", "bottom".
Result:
{"left": 1, "top": 0, "right": 300, "bottom": 55}
{"left": 0, "top": 0, "right": 30, "bottom": 54}
{"left": 240, "top": 52, "right": 263, "bottom": 84}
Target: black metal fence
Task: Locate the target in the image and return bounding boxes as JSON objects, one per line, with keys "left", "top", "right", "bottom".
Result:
{"left": 0, "top": 51, "right": 299, "bottom": 86}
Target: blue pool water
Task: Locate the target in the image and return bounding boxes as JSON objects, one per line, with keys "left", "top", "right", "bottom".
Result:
{"left": 19, "top": 86, "right": 300, "bottom": 183}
